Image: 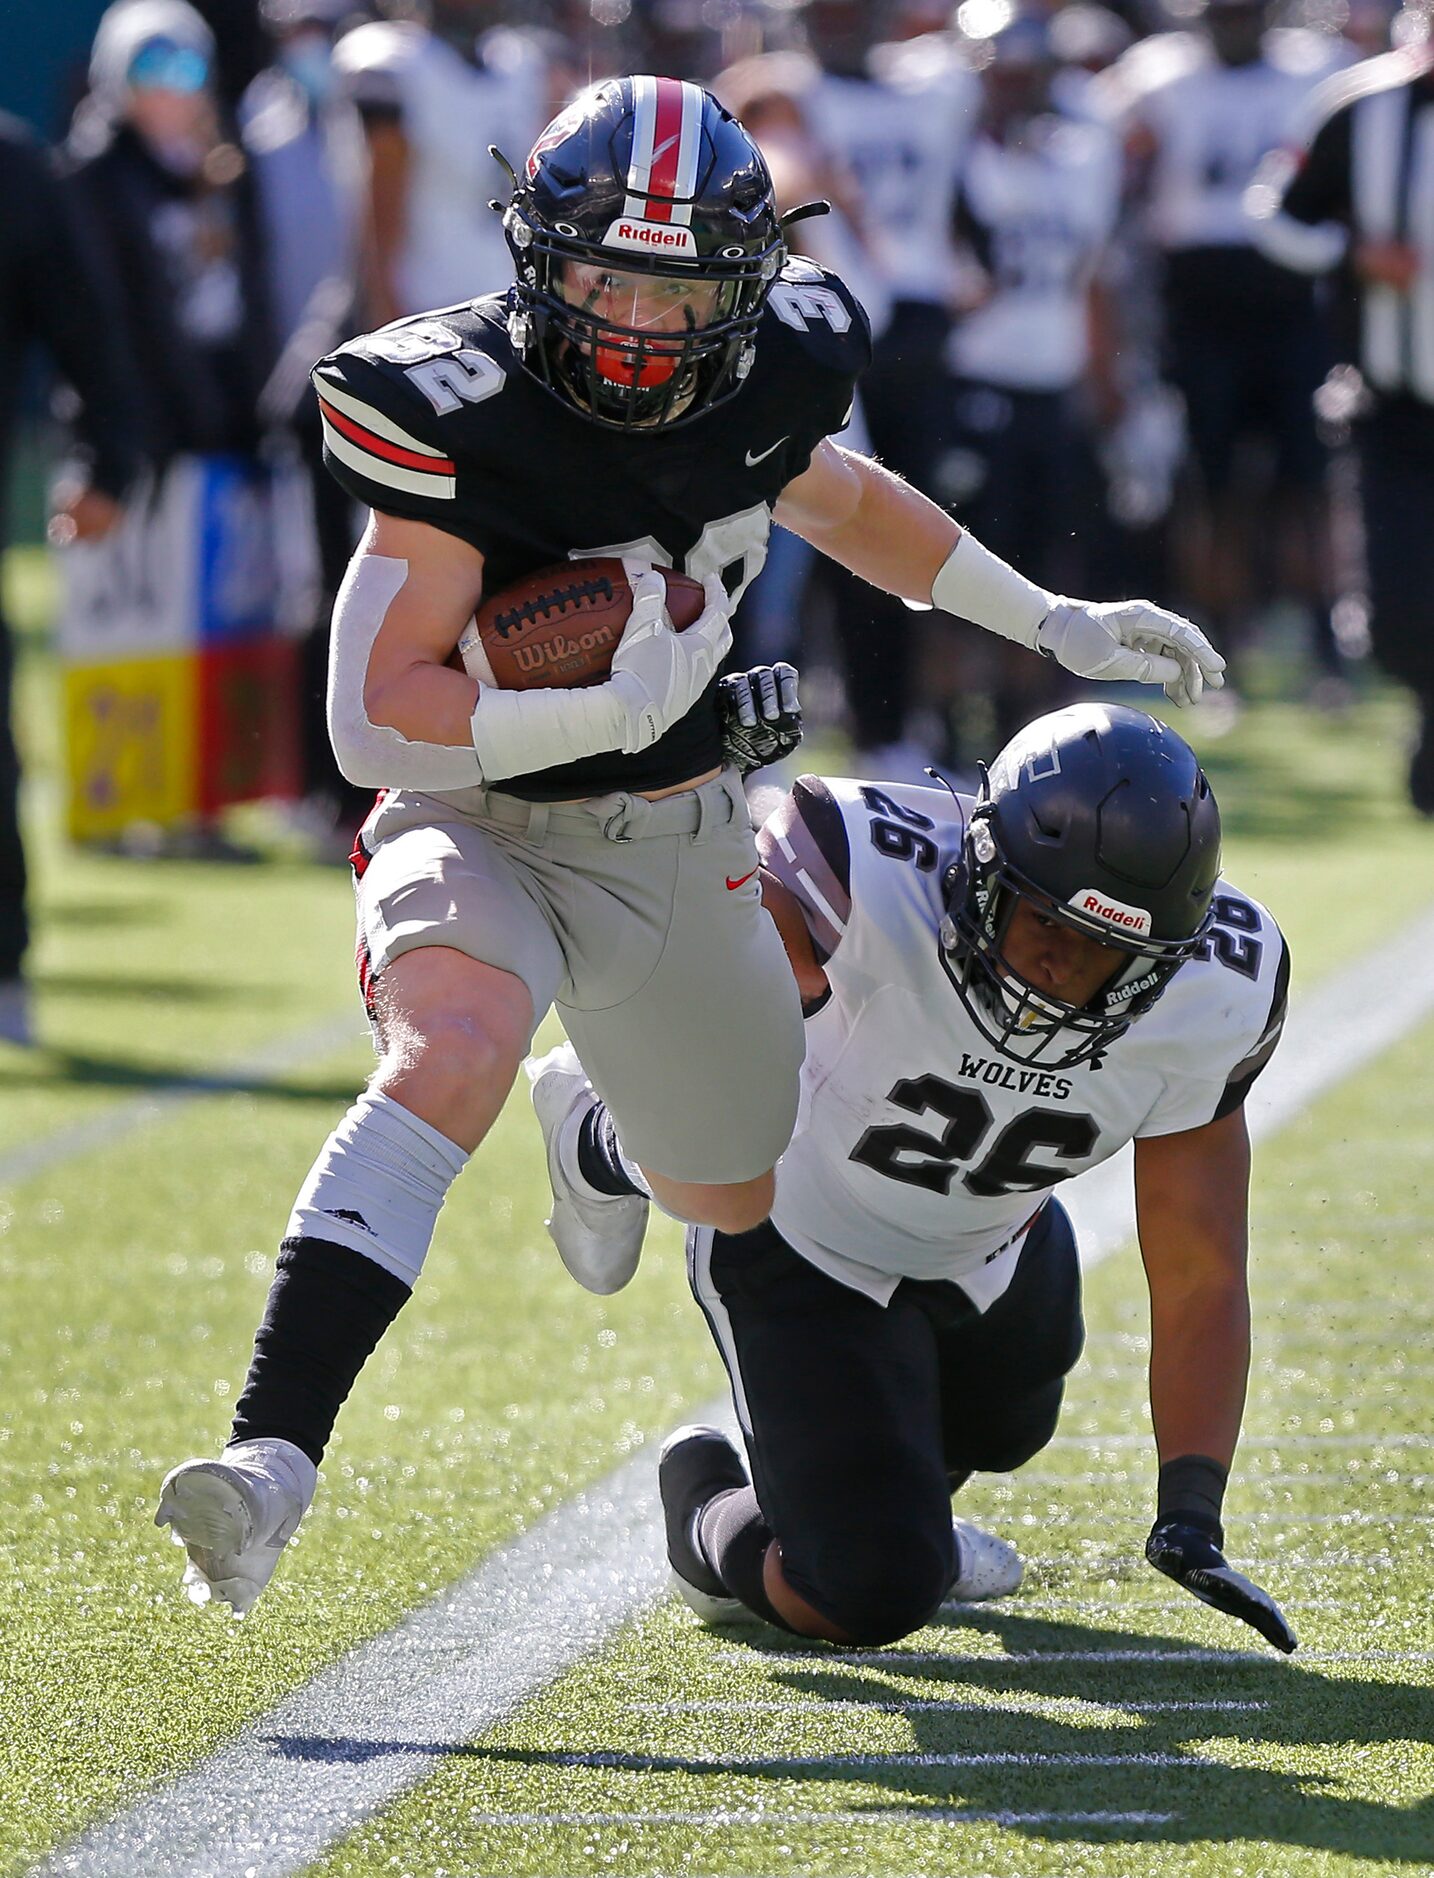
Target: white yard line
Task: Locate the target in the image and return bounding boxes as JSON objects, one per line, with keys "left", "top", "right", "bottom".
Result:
{"left": 32, "top": 903, "right": 1434, "bottom": 1878}
{"left": 720, "top": 1646, "right": 1434, "bottom": 1669}
{"left": 625, "top": 1698, "right": 1267, "bottom": 1715}
{"left": 1041, "top": 1432, "right": 1432, "bottom": 1449}
{"left": 0, "top": 1012, "right": 366, "bottom": 1189}
{"left": 457, "top": 1808, "right": 1177, "bottom": 1829}
{"left": 544, "top": 1749, "right": 1214, "bottom": 1770}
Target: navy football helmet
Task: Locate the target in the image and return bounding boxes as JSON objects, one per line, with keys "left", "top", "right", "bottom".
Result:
{"left": 498, "top": 76, "right": 785, "bottom": 431}
{"left": 940, "top": 703, "right": 1222, "bottom": 1067}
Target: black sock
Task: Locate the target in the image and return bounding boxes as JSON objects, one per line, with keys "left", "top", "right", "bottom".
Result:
{"left": 229, "top": 1236, "right": 411, "bottom": 1466}
{"left": 575, "top": 1101, "right": 643, "bottom": 1198}
{"left": 696, "top": 1486, "right": 793, "bottom": 1631}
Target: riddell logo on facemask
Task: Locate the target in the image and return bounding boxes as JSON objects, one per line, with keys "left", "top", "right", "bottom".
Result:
{"left": 602, "top": 219, "right": 698, "bottom": 256}
{"left": 1070, "top": 888, "right": 1152, "bottom": 936}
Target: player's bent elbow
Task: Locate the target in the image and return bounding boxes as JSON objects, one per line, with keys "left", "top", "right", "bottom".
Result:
{"left": 327, "top": 726, "right": 391, "bottom": 791}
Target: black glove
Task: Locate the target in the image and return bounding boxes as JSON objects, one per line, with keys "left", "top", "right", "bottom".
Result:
{"left": 718, "top": 662, "right": 802, "bottom": 777}
{"left": 1146, "top": 1513, "right": 1297, "bottom": 1654}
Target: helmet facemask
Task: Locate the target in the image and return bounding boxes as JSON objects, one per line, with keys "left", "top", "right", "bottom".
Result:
{"left": 506, "top": 211, "right": 777, "bottom": 430}
{"left": 939, "top": 809, "right": 1211, "bottom": 1068}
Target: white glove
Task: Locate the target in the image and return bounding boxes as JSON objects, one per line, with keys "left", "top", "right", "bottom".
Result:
{"left": 1037, "top": 599, "right": 1226, "bottom": 709}
{"left": 468, "top": 563, "right": 732, "bottom": 781}
{"left": 607, "top": 563, "right": 733, "bottom": 754}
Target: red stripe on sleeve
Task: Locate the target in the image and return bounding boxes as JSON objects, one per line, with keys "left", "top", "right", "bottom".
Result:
{"left": 318, "top": 397, "right": 455, "bottom": 475}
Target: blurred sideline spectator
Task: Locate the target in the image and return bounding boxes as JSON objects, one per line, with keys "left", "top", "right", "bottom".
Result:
{"left": 1248, "top": 33, "right": 1434, "bottom": 811}
{"left": 60, "top": 0, "right": 282, "bottom": 861}
{"left": 0, "top": 113, "right": 140, "bottom": 1045}
{"left": 63, "top": 0, "right": 275, "bottom": 467}
{"left": 188, "top": 0, "right": 272, "bottom": 115}
{"left": 1111, "top": 0, "right": 1351, "bottom": 708}
{"left": 243, "top": 0, "right": 370, "bottom": 836}
{"left": 336, "top": 0, "right": 570, "bottom": 325}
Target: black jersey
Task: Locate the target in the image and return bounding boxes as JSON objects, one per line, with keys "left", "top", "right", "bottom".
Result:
{"left": 312, "top": 258, "right": 871, "bottom": 800}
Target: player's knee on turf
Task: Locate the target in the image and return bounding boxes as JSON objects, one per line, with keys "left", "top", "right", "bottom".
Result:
{"left": 791, "top": 1523, "right": 954, "bottom": 1646}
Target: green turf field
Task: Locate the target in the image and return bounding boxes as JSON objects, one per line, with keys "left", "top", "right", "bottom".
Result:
{"left": 1, "top": 545, "right": 1431, "bottom": 1878}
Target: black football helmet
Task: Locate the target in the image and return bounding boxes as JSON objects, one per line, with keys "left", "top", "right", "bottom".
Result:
{"left": 940, "top": 703, "right": 1222, "bottom": 1067}
{"left": 497, "top": 76, "right": 785, "bottom": 431}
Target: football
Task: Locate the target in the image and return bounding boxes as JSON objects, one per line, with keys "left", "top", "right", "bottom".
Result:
{"left": 458, "top": 559, "right": 706, "bottom": 691}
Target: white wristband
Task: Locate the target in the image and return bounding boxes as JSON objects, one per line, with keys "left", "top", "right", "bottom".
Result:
{"left": 929, "top": 531, "right": 1055, "bottom": 651}
{"left": 469, "top": 680, "right": 627, "bottom": 783}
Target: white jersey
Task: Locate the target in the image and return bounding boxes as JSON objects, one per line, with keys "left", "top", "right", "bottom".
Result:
{"left": 759, "top": 777, "right": 1289, "bottom": 1307}
{"left": 948, "top": 114, "right": 1121, "bottom": 391}
{"left": 334, "top": 21, "right": 549, "bottom": 314}
{"left": 807, "top": 34, "right": 977, "bottom": 307}
{"left": 1118, "top": 28, "right": 1348, "bottom": 249}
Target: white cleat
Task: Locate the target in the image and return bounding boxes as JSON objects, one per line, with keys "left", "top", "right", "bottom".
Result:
{"left": 154, "top": 1437, "right": 317, "bottom": 1618}
{"left": 525, "top": 1041, "right": 649, "bottom": 1295}
{"left": 948, "top": 1516, "right": 1024, "bottom": 1602}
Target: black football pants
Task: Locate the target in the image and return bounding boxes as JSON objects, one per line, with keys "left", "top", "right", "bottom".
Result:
{"left": 688, "top": 1199, "right": 1084, "bottom": 1641}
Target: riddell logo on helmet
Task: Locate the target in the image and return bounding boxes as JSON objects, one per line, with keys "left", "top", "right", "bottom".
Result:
{"left": 1069, "top": 888, "right": 1153, "bottom": 937}
{"left": 603, "top": 219, "right": 698, "bottom": 256}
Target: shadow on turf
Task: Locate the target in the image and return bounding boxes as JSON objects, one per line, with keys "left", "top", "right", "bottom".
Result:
{"left": 35, "top": 970, "right": 247, "bottom": 1002}
{"left": 302, "top": 1610, "right": 1431, "bottom": 1862}
{"left": 0, "top": 1046, "right": 360, "bottom": 1104}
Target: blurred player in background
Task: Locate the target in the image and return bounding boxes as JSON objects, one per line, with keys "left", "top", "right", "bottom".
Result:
{"left": 154, "top": 74, "right": 1222, "bottom": 1617}
{"left": 335, "top": 0, "right": 569, "bottom": 324}
{"left": 242, "top": 0, "right": 372, "bottom": 841}
{"left": 533, "top": 695, "right": 1297, "bottom": 1654}
{"left": 1248, "top": 31, "right": 1434, "bottom": 811}
{"left": 943, "top": 7, "right": 1124, "bottom": 755}
{"left": 800, "top": 0, "right": 979, "bottom": 774}
{"left": 1113, "top": 0, "right": 1349, "bottom": 705}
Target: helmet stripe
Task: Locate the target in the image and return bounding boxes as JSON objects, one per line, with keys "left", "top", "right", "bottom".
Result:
{"left": 645, "top": 77, "right": 684, "bottom": 223}
{"left": 669, "top": 80, "right": 703, "bottom": 227}
{"left": 622, "top": 75, "right": 658, "bottom": 218}
{"left": 624, "top": 76, "right": 702, "bottom": 226}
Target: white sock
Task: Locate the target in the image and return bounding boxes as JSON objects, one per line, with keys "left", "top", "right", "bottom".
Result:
{"left": 285, "top": 1091, "right": 469, "bottom": 1287}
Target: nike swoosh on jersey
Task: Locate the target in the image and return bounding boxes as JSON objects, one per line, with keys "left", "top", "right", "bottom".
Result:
{"left": 745, "top": 437, "right": 788, "bottom": 466}
{"left": 726, "top": 867, "right": 759, "bottom": 891}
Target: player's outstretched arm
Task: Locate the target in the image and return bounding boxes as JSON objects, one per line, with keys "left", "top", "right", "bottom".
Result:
{"left": 775, "top": 441, "right": 1224, "bottom": 707}
{"left": 1133, "top": 1109, "right": 1297, "bottom": 1654}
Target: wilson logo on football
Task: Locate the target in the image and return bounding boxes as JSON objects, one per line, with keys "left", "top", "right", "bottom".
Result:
{"left": 602, "top": 219, "right": 698, "bottom": 255}
{"left": 1070, "top": 889, "right": 1153, "bottom": 936}
{"left": 512, "top": 626, "right": 618, "bottom": 674}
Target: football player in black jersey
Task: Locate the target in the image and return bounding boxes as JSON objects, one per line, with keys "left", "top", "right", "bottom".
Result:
{"left": 155, "top": 75, "right": 1226, "bottom": 1617}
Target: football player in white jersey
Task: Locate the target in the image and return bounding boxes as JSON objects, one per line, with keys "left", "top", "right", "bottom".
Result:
{"left": 335, "top": 0, "right": 559, "bottom": 322}
{"left": 530, "top": 694, "right": 1297, "bottom": 1652}
{"left": 801, "top": 6, "right": 980, "bottom": 772}
{"left": 1110, "top": 0, "right": 1349, "bottom": 696}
